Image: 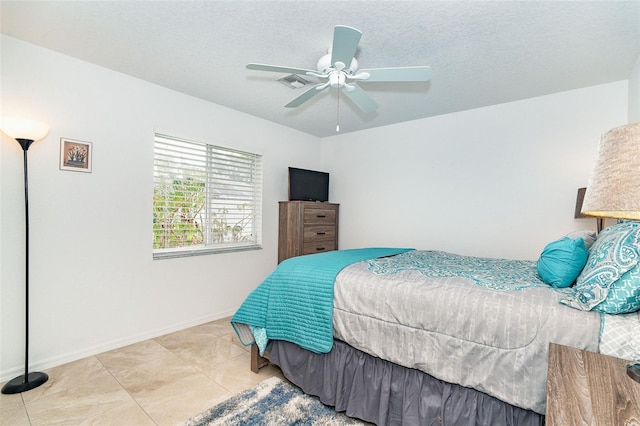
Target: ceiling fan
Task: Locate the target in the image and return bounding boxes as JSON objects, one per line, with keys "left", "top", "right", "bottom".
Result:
{"left": 246, "top": 25, "right": 432, "bottom": 116}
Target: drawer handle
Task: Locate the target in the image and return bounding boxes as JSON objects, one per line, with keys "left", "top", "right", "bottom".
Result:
{"left": 316, "top": 214, "right": 326, "bottom": 218}
{"left": 316, "top": 232, "right": 326, "bottom": 235}
{"left": 316, "top": 247, "right": 326, "bottom": 251}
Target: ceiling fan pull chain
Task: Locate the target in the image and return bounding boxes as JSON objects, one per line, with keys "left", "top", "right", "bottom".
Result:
{"left": 336, "top": 89, "right": 340, "bottom": 132}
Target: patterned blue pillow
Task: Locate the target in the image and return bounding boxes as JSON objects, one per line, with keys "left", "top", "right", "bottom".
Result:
{"left": 537, "top": 237, "right": 588, "bottom": 288}
{"left": 593, "top": 264, "right": 640, "bottom": 313}
{"left": 560, "top": 221, "right": 640, "bottom": 313}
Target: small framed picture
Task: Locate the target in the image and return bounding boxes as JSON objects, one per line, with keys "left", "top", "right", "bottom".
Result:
{"left": 60, "top": 138, "right": 92, "bottom": 173}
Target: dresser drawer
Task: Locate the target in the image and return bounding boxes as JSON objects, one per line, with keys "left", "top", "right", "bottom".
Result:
{"left": 303, "top": 208, "right": 336, "bottom": 224}
{"left": 303, "top": 241, "right": 335, "bottom": 255}
{"left": 303, "top": 225, "right": 336, "bottom": 242}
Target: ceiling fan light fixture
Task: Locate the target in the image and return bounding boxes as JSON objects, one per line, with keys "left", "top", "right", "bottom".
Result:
{"left": 278, "top": 74, "right": 310, "bottom": 89}
{"left": 329, "top": 72, "right": 346, "bottom": 88}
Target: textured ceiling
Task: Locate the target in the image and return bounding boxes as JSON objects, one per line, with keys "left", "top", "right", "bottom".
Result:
{"left": 1, "top": 1, "right": 639, "bottom": 138}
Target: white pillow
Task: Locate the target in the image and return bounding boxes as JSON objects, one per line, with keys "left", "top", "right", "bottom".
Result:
{"left": 564, "top": 230, "right": 597, "bottom": 250}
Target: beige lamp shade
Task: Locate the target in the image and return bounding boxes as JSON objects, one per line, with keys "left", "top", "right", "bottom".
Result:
{"left": 582, "top": 122, "right": 640, "bottom": 220}
{"left": 0, "top": 117, "right": 49, "bottom": 142}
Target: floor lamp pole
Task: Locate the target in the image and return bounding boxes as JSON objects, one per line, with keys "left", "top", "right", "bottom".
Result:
{"left": 1, "top": 138, "right": 49, "bottom": 394}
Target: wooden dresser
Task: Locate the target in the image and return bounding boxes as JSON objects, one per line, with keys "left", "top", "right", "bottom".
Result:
{"left": 546, "top": 342, "right": 640, "bottom": 425}
{"left": 278, "top": 201, "right": 339, "bottom": 263}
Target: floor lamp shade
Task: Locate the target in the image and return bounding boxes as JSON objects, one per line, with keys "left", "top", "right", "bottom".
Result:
{"left": 1, "top": 117, "right": 50, "bottom": 394}
{"left": 581, "top": 122, "right": 640, "bottom": 220}
{"left": 0, "top": 117, "right": 49, "bottom": 142}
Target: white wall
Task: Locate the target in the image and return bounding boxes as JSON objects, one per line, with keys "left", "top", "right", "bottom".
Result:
{"left": 321, "top": 81, "right": 628, "bottom": 260}
{"left": 629, "top": 53, "right": 640, "bottom": 122}
{"left": 0, "top": 36, "right": 320, "bottom": 381}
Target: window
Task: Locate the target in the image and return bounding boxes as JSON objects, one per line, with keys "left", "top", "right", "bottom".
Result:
{"left": 153, "top": 134, "right": 262, "bottom": 259}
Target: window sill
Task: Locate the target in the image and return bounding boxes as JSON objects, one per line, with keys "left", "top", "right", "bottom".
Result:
{"left": 153, "top": 244, "right": 262, "bottom": 260}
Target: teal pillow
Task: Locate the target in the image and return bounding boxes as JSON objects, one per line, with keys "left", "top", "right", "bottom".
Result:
{"left": 537, "top": 237, "right": 589, "bottom": 288}
{"left": 560, "top": 221, "right": 640, "bottom": 313}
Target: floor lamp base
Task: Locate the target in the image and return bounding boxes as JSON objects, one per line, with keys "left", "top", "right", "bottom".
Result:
{"left": 1, "top": 372, "right": 48, "bottom": 394}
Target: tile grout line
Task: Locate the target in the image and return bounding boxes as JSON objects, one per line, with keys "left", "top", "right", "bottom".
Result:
{"left": 94, "top": 353, "right": 161, "bottom": 426}
{"left": 153, "top": 331, "right": 246, "bottom": 396}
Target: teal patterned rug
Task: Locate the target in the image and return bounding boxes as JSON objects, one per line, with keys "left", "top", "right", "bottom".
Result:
{"left": 179, "top": 377, "right": 367, "bottom": 426}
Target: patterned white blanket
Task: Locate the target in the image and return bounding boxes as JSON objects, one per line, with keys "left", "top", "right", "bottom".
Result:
{"left": 600, "top": 311, "right": 640, "bottom": 360}
{"left": 332, "top": 251, "right": 606, "bottom": 414}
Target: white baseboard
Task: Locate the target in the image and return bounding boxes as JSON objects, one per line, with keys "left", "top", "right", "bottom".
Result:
{"left": 0, "top": 309, "right": 236, "bottom": 383}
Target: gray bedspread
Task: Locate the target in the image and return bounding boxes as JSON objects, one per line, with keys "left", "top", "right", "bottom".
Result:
{"left": 331, "top": 251, "right": 601, "bottom": 414}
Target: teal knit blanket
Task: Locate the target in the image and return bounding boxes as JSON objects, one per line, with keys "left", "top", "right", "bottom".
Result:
{"left": 231, "top": 248, "right": 413, "bottom": 354}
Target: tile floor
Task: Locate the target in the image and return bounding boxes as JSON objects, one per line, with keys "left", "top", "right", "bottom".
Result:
{"left": 0, "top": 317, "right": 284, "bottom": 425}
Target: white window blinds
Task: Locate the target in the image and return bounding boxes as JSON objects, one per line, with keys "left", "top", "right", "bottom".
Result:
{"left": 153, "top": 134, "right": 262, "bottom": 259}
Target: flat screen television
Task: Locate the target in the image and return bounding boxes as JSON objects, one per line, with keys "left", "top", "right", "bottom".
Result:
{"left": 288, "top": 167, "right": 329, "bottom": 202}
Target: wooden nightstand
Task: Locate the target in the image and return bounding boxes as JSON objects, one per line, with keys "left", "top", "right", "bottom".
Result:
{"left": 546, "top": 342, "right": 640, "bottom": 425}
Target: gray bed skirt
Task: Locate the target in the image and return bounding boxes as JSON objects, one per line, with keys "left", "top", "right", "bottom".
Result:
{"left": 267, "top": 339, "right": 544, "bottom": 426}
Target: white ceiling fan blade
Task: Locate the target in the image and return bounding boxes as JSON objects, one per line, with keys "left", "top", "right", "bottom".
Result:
{"left": 342, "top": 85, "right": 378, "bottom": 113}
{"left": 285, "top": 84, "right": 327, "bottom": 108}
{"left": 247, "top": 63, "right": 316, "bottom": 75}
{"left": 331, "top": 26, "right": 362, "bottom": 70}
{"left": 357, "top": 66, "right": 432, "bottom": 82}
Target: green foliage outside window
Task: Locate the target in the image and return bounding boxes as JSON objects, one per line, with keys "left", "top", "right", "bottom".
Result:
{"left": 153, "top": 177, "right": 204, "bottom": 249}
{"left": 153, "top": 177, "right": 254, "bottom": 249}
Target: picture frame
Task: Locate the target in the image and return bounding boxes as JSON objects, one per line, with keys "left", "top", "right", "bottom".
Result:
{"left": 60, "top": 138, "right": 92, "bottom": 173}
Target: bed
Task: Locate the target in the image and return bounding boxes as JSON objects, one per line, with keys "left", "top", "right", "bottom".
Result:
{"left": 231, "top": 223, "right": 640, "bottom": 425}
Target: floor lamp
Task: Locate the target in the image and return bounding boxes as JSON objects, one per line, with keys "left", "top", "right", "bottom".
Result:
{"left": 1, "top": 117, "right": 50, "bottom": 394}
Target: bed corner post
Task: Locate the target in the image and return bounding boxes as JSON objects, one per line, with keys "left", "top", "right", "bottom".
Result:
{"left": 251, "top": 344, "right": 270, "bottom": 373}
